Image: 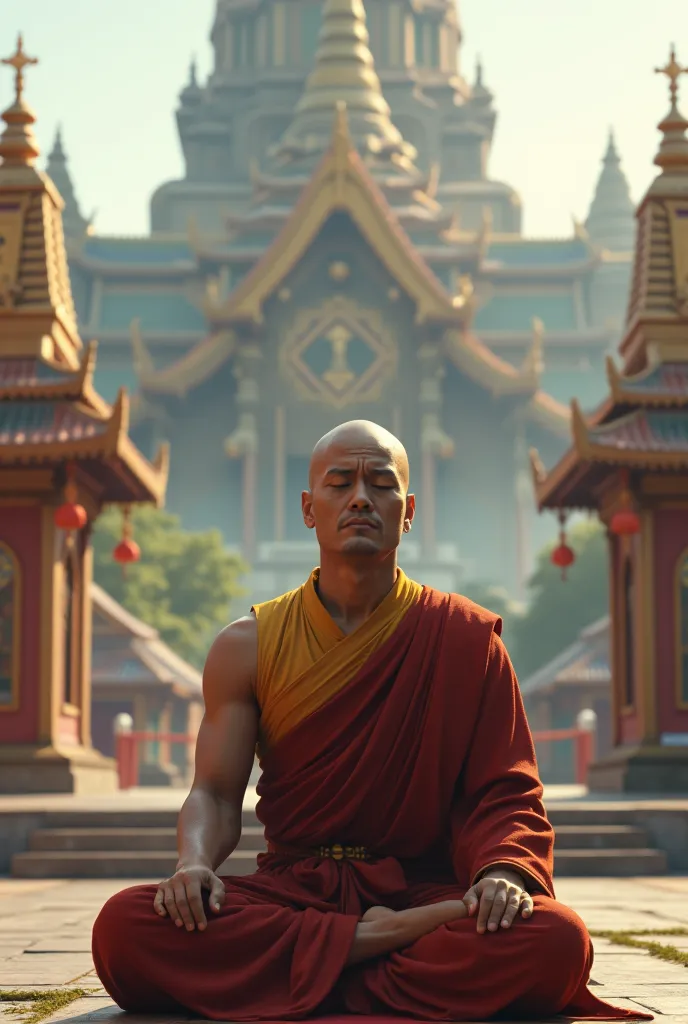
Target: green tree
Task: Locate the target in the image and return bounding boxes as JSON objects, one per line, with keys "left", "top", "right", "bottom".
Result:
{"left": 92, "top": 506, "right": 247, "bottom": 668}
{"left": 510, "top": 518, "right": 609, "bottom": 679}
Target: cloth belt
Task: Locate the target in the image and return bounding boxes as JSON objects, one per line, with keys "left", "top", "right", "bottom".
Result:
{"left": 267, "top": 840, "right": 370, "bottom": 861}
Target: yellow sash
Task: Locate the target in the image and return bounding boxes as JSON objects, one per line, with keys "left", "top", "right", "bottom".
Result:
{"left": 252, "top": 568, "right": 423, "bottom": 752}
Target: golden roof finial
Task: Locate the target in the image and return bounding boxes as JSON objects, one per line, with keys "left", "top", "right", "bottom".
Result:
{"left": 652, "top": 44, "right": 688, "bottom": 176}
{"left": 655, "top": 44, "right": 687, "bottom": 105}
{"left": 2, "top": 34, "right": 38, "bottom": 103}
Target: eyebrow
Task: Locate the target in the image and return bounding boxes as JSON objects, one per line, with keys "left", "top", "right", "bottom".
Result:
{"left": 324, "top": 466, "right": 398, "bottom": 478}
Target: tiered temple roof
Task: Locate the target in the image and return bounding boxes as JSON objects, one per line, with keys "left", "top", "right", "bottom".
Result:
{"left": 0, "top": 37, "right": 168, "bottom": 505}
{"left": 532, "top": 47, "right": 688, "bottom": 509}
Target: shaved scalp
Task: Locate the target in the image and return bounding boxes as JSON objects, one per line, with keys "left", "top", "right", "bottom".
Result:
{"left": 309, "top": 420, "right": 409, "bottom": 491}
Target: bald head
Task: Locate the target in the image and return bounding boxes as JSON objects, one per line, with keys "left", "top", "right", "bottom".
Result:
{"left": 309, "top": 420, "right": 409, "bottom": 491}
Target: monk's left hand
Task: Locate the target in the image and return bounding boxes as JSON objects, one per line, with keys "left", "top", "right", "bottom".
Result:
{"left": 462, "top": 868, "right": 534, "bottom": 935}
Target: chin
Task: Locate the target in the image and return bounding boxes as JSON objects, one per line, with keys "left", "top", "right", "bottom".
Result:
{"left": 339, "top": 537, "right": 381, "bottom": 556}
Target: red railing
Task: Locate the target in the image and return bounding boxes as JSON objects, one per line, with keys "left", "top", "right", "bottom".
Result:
{"left": 116, "top": 725, "right": 596, "bottom": 789}
{"left": 116, "top": 731, "right": 196, "bottom": 789}
{"left": 531, "top": 727, "right": 595, "bottom": 785}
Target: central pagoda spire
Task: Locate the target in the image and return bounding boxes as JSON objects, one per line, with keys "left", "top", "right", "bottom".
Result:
{"left": 273, "top": 0, "right": 417, "bottom": 169}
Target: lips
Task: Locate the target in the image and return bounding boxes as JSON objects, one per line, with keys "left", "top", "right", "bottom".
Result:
{"left": 342, "top": 518, "right": 378, "bottom": 530}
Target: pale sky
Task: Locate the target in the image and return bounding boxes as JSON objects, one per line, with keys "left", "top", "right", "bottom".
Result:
{"left": 2, "top": 0, "right": 686, "bottom": 238}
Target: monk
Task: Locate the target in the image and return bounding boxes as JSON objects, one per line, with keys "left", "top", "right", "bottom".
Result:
{"left": 92, "top": 420, "right": 651, "bottom": 1022}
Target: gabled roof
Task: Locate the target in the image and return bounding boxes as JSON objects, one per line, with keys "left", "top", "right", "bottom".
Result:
{"left": 203, "top": 106, "right": 470, "bottom": 328}
{"left": 521, "top": 616, "right": 610, "bottom": 697}
{"left": 91, "top": 582, "right": 202, "bottom": 699}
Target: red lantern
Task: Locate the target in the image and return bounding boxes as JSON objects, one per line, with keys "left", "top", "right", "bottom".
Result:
{"left": 112, "top": 505, "right": 140, "bottom": 572}
{"left": 113, "top": 538, "right": 141, "bottom": 564}
{"left": 54, "top": 463, "right": 87, "bottom": 532}
{"left": 610, "top": 472, "right": 640, "bottom": 536}
{"left": 551, "top": 511, "right": 575, "bottom": 581}
{"left": 610, "top": 508, "right": 641, "bottom": 536}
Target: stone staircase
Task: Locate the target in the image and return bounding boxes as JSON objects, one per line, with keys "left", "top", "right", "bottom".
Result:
{"left": 11, "top": 806, "right": 668, "bottom": 878}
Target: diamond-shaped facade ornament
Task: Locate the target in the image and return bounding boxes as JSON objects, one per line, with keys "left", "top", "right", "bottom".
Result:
{"left": 280, "top": 297, "right": 397, "bottom": 407}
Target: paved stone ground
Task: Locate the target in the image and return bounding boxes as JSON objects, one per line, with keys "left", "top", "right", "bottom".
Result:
{"left": 0, "top": 877, "right": 687, "bottom": 1024}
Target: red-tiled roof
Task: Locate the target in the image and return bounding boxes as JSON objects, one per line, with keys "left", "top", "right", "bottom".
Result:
{"left": 587, "top": 409, "right": 688, "bottom": 453}
{"left": 0, "top": 401, "right": 108, "bottom": 446}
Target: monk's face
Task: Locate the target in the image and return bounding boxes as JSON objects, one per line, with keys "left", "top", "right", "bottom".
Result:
{"left": 303, "top": 430, "right": 415, "bottom": 558}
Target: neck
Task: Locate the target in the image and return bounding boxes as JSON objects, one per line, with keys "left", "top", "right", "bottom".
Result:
{"left": 316, "top": 555, "right": 399, "bottom": 634}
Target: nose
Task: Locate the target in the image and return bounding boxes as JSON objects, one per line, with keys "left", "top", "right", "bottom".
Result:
{"left": 348, "top": 478, "right": 374, "bottom": 510}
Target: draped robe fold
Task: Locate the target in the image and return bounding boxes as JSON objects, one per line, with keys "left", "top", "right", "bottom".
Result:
{"left": 92, "top": 576, "right": 652, "bottom": 1023}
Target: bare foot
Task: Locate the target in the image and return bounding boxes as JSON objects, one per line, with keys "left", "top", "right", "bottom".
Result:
{"left": 361, "top": 906, "right": 397, "bottom": 923}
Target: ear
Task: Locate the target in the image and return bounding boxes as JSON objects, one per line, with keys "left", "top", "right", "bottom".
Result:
{"left": 405, "top": 493, "right": 416, "bottom": 524}
{"left": 302, "top": 489, "right": 315, "bottom": 529}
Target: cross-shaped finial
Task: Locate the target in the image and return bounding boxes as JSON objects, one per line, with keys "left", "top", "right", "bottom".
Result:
{"left": 1, "top": 34, "right": 38, "bottom": 103}
{"left": 655, "top": 44, "right": 687, "bottom": 104}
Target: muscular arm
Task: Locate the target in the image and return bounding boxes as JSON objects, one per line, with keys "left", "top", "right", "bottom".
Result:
{"left": 177, "top": 616, "right": 259, "bottom": 872}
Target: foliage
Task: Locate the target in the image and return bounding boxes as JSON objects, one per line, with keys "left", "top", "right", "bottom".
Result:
{"left": 510, "top": 518, "right": 608, "bottom": 679}
{"left": 92, "top": 505, "right": 247, "bottom": 668}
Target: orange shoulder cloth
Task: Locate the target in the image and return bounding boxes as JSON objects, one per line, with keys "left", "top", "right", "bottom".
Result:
{"left": 252, "top": 568, "right": 423, "bottom": 751}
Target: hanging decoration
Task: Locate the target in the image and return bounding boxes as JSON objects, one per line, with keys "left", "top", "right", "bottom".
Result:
{"left": 54, "top": 462, "right": 87, "bottom": 532}
{"left": 610, "top": 470, "right": 641, "bottom": 536}
{"left": 112, "top": 505, "right": 141, "bottom": 572}
{"left": 551, "top": 510, "right": 575, "bottom": 581}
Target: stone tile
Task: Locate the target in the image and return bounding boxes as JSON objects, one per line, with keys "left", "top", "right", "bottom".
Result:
{"left": 24, "top": 938, "right": 94, "bottom": 954}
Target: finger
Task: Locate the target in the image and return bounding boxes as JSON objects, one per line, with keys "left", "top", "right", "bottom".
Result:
{"left": 520, "top": 894, "right": 535, "bottom": 919}
{"left": 486, "top": 882, "right": 509, "bottom": 932}
{"left": 153, "top": 886, "right": 167, "bottom": 916}
{"left": 184, "top": 877, "right": 208, "bottom": 931}
{"left": 209, "top": 875, "right": 226, "bottom": 913}
{"left": 500, "top": 888, "right": 523, "bottom": 929}
{"left": 172, "top": 879, "right": 197, "bottom": 931}
{"left": 162, "top": 886, "right": 183, "bottom": 928}
{"left": 462, "top": 886, "right": 479, "bottom": 917}
{"left": 476, "top": 884, "right": 496, "bottom": 934}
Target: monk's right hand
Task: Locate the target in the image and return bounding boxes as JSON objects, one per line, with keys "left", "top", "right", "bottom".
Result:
{"left": 153, "top": 864, "right": 226, "bottom": 932}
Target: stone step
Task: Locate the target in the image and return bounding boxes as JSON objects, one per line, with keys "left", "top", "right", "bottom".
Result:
{"left": 40, "top": 810, "right": 262, "bottom": 829}
{"left": 546, "top": 808, "right": 636, "bottom": 826}
{"left": 553, "top": 825, "right": 649, "bottom": 849}
{"left": 28, "top": 826, "right": 267, "bottom": 853}
{"left": 552, "top": 848, "right": 668, "bottom": 876}
{"left": 12, "top": 849, "right": 260, "bottom": 879}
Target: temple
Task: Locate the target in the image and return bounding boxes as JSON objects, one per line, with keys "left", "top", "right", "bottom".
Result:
{"left": 56, "top": 0, "right": 637, "bottom": 602}
{"left": 532, "top": 48, "right": 688, "bottom": 791}
{"left": 0, "top": 38, "right": 168, "bottom": 792}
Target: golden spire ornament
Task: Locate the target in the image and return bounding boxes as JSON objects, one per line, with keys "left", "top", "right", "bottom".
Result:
{"left": 655, "top": 44, "right": 688, "bottom": 104}
{"left": 652, "top": 44, "right": 688, "bottom": 176}
{"left": 0, "top": 34, "right": 40, "bottom": 169}
{"left": 1, "top": 35, "right": 38, "bottom": 103}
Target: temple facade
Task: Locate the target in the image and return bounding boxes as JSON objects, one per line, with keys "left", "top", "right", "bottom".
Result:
{"left": 52, "top": 0, "right": 637, "bottom": 603}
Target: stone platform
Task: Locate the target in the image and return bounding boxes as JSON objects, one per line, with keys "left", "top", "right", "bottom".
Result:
{"left": 1, "top": 875, "right": 688, "bottom": 1023}
{"left": 2, "top": 786, "right": 688, "bottom": 878}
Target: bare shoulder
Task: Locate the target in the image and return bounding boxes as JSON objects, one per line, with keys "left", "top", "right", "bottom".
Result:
{"left": 203, "top": 615, "right": 258, "bottom": 711}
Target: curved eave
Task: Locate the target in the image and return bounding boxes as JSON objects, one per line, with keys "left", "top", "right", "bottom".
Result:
{"left": 526, "top": 391, "right": 572, "bottom": 438}
{"left": 444, "top": 328, "right": 548, "bottom": 401}
{"left": 0, "top": 390, "right": 168, "bottom": 505}
{"left": 138, "top": 330, "right": 237, "bottom": 397}
{"left": 204, "top": 113, "right": 467, "bottom": 327}
{"left": 0, "top": 342, "right": 107, "bottom": 412}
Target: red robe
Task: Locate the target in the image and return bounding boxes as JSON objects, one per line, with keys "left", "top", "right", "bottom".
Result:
{"left": 93, "top": 588, "right": 651, "bottom": 1021}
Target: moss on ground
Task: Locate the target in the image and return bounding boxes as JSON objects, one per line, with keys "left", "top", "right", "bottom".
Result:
{"left": 591, "top": 927, "right": 688, "bottom": 969}
{"left": 0, "top": 988, "right": 91, "bottom": 1024}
